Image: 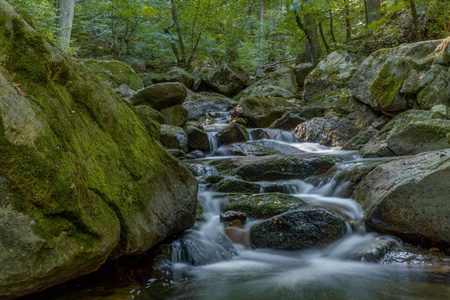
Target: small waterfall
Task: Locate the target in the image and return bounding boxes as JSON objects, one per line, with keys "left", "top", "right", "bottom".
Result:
{"left": 207, "top": 132, "right": 220, "bottom": 156}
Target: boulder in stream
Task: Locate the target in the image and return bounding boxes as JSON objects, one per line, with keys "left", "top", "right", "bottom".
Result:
{"left": 218, "top": 123, "right": 249, "bottom": 144}
{"left": 185, "top": 125, "right": 210, "bottom": 151}
{"left": 250, "top": 208, "right": 347, "bottom": 250}
{"left": 160, "top": 104, "right": 188, "bottom": 126}
{"left": 183, "top": 92, "right": 234, "bottom": 121}
{"left": 160, "top": 124, "right": 188, "bottom": 152}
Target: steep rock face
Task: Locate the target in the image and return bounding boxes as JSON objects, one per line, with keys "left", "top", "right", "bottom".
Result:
{"left": 353, "top": 150, "right": 450, "bottom": 250}
{"left": 0, "top": 2, "right": 197, "bottom": 298}
{"left": 348, "top": 40, "right": 444, "bottom": 114}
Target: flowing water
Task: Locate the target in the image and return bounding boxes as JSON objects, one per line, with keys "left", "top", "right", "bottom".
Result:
{"left": 25, "top": 115, "right": 450, "bottom": 300}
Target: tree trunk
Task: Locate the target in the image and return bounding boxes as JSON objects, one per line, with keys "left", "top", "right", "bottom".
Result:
{"left": 410, "top": 0, "right": 422, "bottom": 41}
{"left": 55, "top": 0, "right": 75, "bottom": 51}
{"left": 364, "top": 0, "right": 381, "bottom": 36}
{"left": 318, "top": 21, "right": 330, "bottom": 54}
{"left": 171, "top": 0, "right": 186, "bottom": 67}
{"left": 329, "top": 10, "right": 336, "bottom": 44}
{"left": 344, "top": 0, "right": 351, "bottom": 41}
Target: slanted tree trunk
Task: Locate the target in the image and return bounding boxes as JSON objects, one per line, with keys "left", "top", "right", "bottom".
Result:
{"left": 364, "top": 0, "right": 381, "bottom": 37}
{"left": 318, "top": 21, "right": 330, "bottom": 54}
{"left": 410, "top": 0, "right": 422, "bottom": 41}
{"left": 293, "top": 0, "right": 322, "bottom": 64}
{"left": 344, "top": 0, "right": 351, "bottom": 41}
{"left": 55, "top": 0, "right": 75, "bottom": 51}
{"left": 329, "top": 10, "right": 336, "bottom": 44}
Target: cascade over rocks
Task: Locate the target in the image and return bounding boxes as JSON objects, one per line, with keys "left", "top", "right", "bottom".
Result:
{"left": 353, "top": 149, "right": 450, "bottom": 250}
{"left": 250, "top": 209, "right": 347, "bottom": 250}
{"left": 304, "top": 51, "right": 362, "bottom": 101}
{"left": 130, "top": 82, "right": 187, "bottom": 110}
{"left": 294, "top": 117, "right": 359, "bottom": 147}
{"left": 0, "top": 2, "right": 197, "bottom": 298}
{"left": 151, "top": 67, "right": 195, "bottom": 89}
{"left": 231, "top": 96, "right": 295, "bottom": 128}
{"left": 203, "top": 63, "right": 249, "bottom": 96}
{"left": 360, "top": 110, "right": 450, "bottom": 157}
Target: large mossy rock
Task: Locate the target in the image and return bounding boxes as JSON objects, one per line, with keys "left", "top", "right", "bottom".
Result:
{"left": 129, "top": 82, "right": 187, "bottom": 110}
{"left": 353, "top": 150, "right": 450, "bottom": 250}
{"left": 234, "top": 84, "right": 294, "bottom": 101}
{"left": 135, "top": 105, "right": 166, "bottom": 125}
{"left": 225, "top": 193, "right": 307, "bottom": 219}
{"left": 182, "top": 92, "right": 234, "bottom": 121}
{"left": 218, "top": 123, "right": 249, "bottom": 144}
{"left": 151, "top": 67, "right": 195, "bottom": 88}
{"left": 304, "top": 51, "right": 361, "bottom": 101}
{"left": 160, "top": 125, "right": 188, "bottom": 152}
{"left": 203, "top": 63, "right": 249, "bottom": 96}
{"left": 250, "top": 209, "right": 347, "bottom": 250}
{"left": 294, "top": 117, "right": 359, "bottom": 147}
{"left": 412, "top": 64, "right": 450, "bottom": 110}
{"left": 231, "top": 96, "right": 295, "bottom": 128}
{"left": 348, "top": 40, "right": 443, "bottom": 114}
{"left": 83, "top": 59, "right": 144, "bottom": 95}
{"left": 253, "top": 67, "right": 298, "bottom": 94}
{"left": 0, "top": 2, "right": 197, "bottom": 298}
{"left": 360, "top": 110, "right": 450, "bottom": 157}
{"left": 160, "top": 104, "right": 188, "bottom": 126}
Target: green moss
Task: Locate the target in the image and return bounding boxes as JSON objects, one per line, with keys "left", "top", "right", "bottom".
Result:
{"left": 213, "top": 180, "right": 260, "bottom": 193}
{"left": 84, "top": 60, "right": 144, "bottom": 91}
{"left": 369, "top": 64, "right": 401, "bottom": 110}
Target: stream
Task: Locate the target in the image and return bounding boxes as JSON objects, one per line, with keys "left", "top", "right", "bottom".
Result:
{"left": 24, "top": 113, "right": 450, "bottom": 300}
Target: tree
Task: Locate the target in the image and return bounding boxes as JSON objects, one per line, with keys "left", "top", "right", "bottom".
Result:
{"left": 409, "top": 0, "right": 422, "bottom": 41}
{"left": 364, "top": 0, "right": 381, "bottom": 36}
{"left": 56, "top": 0, "right": 75, "bottom": 51}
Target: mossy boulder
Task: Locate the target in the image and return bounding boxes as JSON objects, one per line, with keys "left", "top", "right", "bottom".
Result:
{"left": 135, "top": 105, "right": 166, "bottom": 125}
{"left": 234, "top": 84, "right": 294, "bottom": 101}
{"left": 250, "top": 208, "right": 347, "bottom": 250}
{"left": 203, "top": 63, "right": 249, "bottom": 96}
{"left": 160, "top": 104, "right": 188, "bottom": 126}
{"left": 129, "top": 82, "right": 187, "bottom": 110}
{"left": 414, "top": 64, "right": 450, "bottom": 109}
{"left": 353, "top": 149, "right": 450, "bottom": 250}
{"left": 218, "top": 123, "right": 249, "bottom": 144}
{"left": 342, "top": 127, "right": 378, "bottom": 150}
{"left": 218, "top": 142, "right": 277, "bottom": 156}
{"left": 83, "top": 59, "right": 144, "bottom": 94}
{"left": 182, "top": 92, "right": 234, "bottom": 121}
{"left": 185, "top": 125, "right": 210, "bottom": 151}
{"left": 213, "top": 180, "right": 260, "bottom": 193}
{"left": 304, "top": 51, "right": 362, "bottom": 101}
{"left": 360, "top": 110, "right": 450, "bottom": 157}
{"left": 225, "top": 193, "right": 307, "bottom": 219}
{"left": 160, "top": 125, "right": 188, "bottom": 152}
{"left": 0, "top": 2, "right": 197, "bottom": 298}
{"left": 294, "top": 117, "right": 359, "bottom": 147}
{"left": 349, "top": 40, "right": 443, "bottom": 115}
{"left": 151, "top": 67, "right": 195, "bottom": 88}
{"left": 253, "top": 67, "right": 298, "bottom": 94}
{"left": 231, "top": 96, "right": 295, "bottom": 128}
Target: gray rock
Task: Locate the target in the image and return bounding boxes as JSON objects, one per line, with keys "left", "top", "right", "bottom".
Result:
{"left": 234, "top": 84, "right": 294, "bottom": 101}
{"left": 250, "top": 209, "right": 347, "bottom": 250}
{"left": 185, "top": 125, "right": 210, "bottom": 151}
{"left": 353, "top": 149, "right": 450, "bottom": 250}
{"left": 218, "top": 123, "right": 249, "bottom": 144}
{"left": 182, "top": 92, "right": 234, "bottom": 120}
{"left": 160, "top": 104, "right": 188, "bottom": 126}
{"left": 294, "top": 117, "right": 359, "bottom": 147}
{"left": 415, "top": 64, "right": 450, "bottom": 109}
{"left": 269, "top": 111, "right": 308, "bottom": 131}
{"left": 203, "top": 64, "right": 249, "bottom": 96}
{"left": 160, "top": 125, "right": 188, "bottom": 152}
{"left": 130, "top": 82, "right": 187, "bottom": 110}
{"left": 152, "top": 67, "right": 195, "bottom": 88}
{"left": 342, "top": 127, "right": 378, "bottom": 150}
{"left": 294, "top": 62, "right": 315, "bottom": 86}
{"left": 253, "top": 67, "right": 298, "bottom": 94}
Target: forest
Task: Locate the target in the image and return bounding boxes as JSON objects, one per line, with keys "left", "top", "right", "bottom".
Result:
{"left": 0, "top": 0, "right": 450, "bottom": 299}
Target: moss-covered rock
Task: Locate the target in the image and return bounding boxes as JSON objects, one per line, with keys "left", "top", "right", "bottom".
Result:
{"left": 253, "top": 67, "right": 298, "bottom": 94}
{"left": 225, "top": 193, "right": 307, "bottom": 219}
{"left": 129, "top": 82, "right": 187, "bottom": 110}
{"left": 203, "top": 63, "right": 249, "bottom": 96}
{"left": 151, "top": 67, "right": 195, "bottom": 88}
{"left": 83, "top": 59, "right": 144, "bottom": 93}
{"left": 213, "top": 180, "right": 260, "bottom": 193}
{"left": 0, "top": 3, "right": 197, "bottom": 297}
{"left": 185, "top": 125, "right": 210, "bottom": 151}
{"left": 231, "top": 96, "right": 295, "bottom": 128}
{"left": 415, "top": 64, "right": 450, "bottom": 109}
{"left": 218, "top": 123, "right": 249, "bottom": 144}
{"left": 160, "top": 104, "right": 188, "bottom": 126}
{"left": 160, "top": 125, "right": 188, "bottom": 152}
{"left": 135, "top": 105, "right": 166, "bottom": 125}
{"left": 234, "top": 84, "right": 294, "bottom": 101}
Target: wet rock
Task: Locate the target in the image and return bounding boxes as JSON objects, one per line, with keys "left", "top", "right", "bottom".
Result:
{"left": 294, "top": 117, "right": 359, "bottom": 147}
{"left": 353, "top": 149, "right": 450, "bottom": 250}
{"left": 225, "top": 193, "right": 307, "bottom": 219}
{"left": 183, "top": 92, "right": 234, "bottom": 121}
{"left": 185, "top": 125, "right": 210, "bottom": 151}
{"left": 359, "top": 110, "right": 450, "bottom": 157}
{"left": 347, "top": 237, "right": 397, "bottom": 262}
{"left": 188, "top": 150, "right": 205, "bottom": 159}
{"left": 249, "top": 129, "right": 270, "bottom": 140}
{"left": 253, "top": 67, "right": 298, "bottom": 94}
{"left": 217, "top": 142, "right": 276, "bottom": 157}
{"left": 205, "top": 175, "right": 224, "bottom": 184}
{"left": 135, "top": 105, "right": 165, "bottom": 124}
{"left": 342, "top": 127, "right": 378, "bottom": 150}
{"left": 224, "top": 227, "right": 250, "bottom": 246}
{"left": 203, "top": 63, "right": 249, "bottom": 96}
{"left": 304, "top": 51, "right": 362, "bottom": 101}
{"left": 250, "top": 209, "right": 347, "bottom": 250}
{"left": 211, "top": 155, "right": 336, "bottom": 180}
{"left": 294, "top": 62, "right": 315, "bottom": 87}
{"left": 160, "top": 104, "right": 188, "bottom": 126}
{"left": 234, "top": 85, "right": 294, "bottom": 101}
{"left": 130, "top": 82, "right": 187, "bottom": 110}
{"left": 213, "top": 180, "right": 260, "bottom": 193}
{"left": 218, "top": 123, "right": 249, "bottom": 144}
{"left": 269, "top": 111, "right": 308, "bottom": 131}
{"left": 231, "top": 96, "right": 295, "bottom": 128}
{"left": 151, "top": 67, "right": 195, "bottom": 88}
{"left": 220, "top": 211, "right": 247, "bottom": 223}
{"left": 160, "top": 124, "right": 188, "bottom": 152}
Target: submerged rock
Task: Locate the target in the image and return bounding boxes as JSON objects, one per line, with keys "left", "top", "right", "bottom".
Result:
{"left": 203, "top": 63, "right": 249, "bottom": 96}
{"left": 354, "top": 149, "right": 450, "bottom": 250}
{"left": 250, "top": 209, "right": 347, "bottom": 250}
{"left": 130, "top": 82, "right": 187, "bottom": 110}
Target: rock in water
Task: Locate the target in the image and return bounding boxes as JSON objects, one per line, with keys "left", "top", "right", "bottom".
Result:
{"left": 0, "top": 3, "right": 197, "bottom": 297}
{"left": 250, "top": 209, "right": 347, "bottom": 250}
{"left": 130, "top": 82, "right": 187, "bottom": 110}
{"left": 203, "top": 63, "right": 249, "bottom": 96}
{"left": 160, "top": 125, "right": 188, "bottom": 152}
{"left": 354, "top": 149, "right": 450, "bottom": 250}
{"left": 218, "top": 123, "right": 249, "bottom": 144}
